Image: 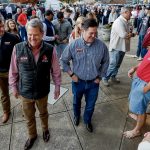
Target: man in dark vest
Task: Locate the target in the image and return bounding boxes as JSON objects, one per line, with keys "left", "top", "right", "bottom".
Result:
{"left": 43, "top": 9, "right": 57, "bottom": 46}
{"left": 9, "top": 18, "right": 61, "bottom": 150}
{"left": 0, "top": 16, "right": 20, "bottom": 124}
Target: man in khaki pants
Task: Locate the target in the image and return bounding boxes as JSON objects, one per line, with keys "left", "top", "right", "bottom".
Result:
{"left": 0, "top": 16, "right": 20, "bottom": 123}
{"left": 9, "top": 18, "right": 61, "bottom": 150}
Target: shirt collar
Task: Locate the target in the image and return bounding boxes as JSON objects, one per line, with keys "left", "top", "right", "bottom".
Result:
{"left": 80, "top": 36, "right": 95, "bottom": 47}
{"left": 120, "top": 15, "right": 128, "bottom": 22}
{"left": 26, "top": 41, "right": 44, "bottom": 51}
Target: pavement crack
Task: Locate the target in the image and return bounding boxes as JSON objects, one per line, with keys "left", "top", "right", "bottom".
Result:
{"left": 119, "top": 108, "right": 129, "bottom": 150}
{"left": 9, "top": 109, "right": 14, "bottom": 150}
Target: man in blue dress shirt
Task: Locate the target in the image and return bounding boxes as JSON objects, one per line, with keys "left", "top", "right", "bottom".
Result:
{"left": 60, "top": 19, "right": 109, "bottom": 132}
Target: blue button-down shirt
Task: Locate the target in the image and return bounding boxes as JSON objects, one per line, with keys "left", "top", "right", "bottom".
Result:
{"left": 60, "top": 37, "right": 109, "bottom": 80}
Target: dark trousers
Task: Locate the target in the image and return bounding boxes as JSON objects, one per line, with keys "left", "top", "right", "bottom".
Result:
{"left": 21, "top": 95, "right": 48, "bottom": 139}
{"left": 137, "top": 34, "right": 148, "bottom": 58}
{"left": 72, "top": 79, "right": 99, "bottom": 124}
{"left": 0, "top": 77, "right": 10, "bottom": 113}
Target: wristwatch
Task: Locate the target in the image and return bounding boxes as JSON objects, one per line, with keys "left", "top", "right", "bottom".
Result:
{"left": 70, "top": 72, "right": 74, "bottom": 77}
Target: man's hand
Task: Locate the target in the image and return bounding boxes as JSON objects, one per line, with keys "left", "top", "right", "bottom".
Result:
{"left": 94, "top": 78, "right": 100, "bottom": 84}
{"left": 72, "top": 74, "right": 78, "bottom": 82}
{"left": 54, "top": 35, "right": 59, "bottom": 40}
{"left": 13, "top": 91, "right": 19, "bottom": 99}
{"left": 125, "top": 33, "right": 132, "bottom": 39}
{"left": 147, "top": 46, "right": 150, "bottom": 50}
{"left": 62, "top": 39, "right": 68, "bottom": 44}
{"left": 54, "top": 88, "right": 60, "bottom": 100}
{"left": 128, "top": 68, "right": 135, "bottom": 78}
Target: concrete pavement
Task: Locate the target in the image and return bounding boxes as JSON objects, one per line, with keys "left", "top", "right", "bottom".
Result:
{"left": 0, "top": 34, "right": 150, "bottom": 150}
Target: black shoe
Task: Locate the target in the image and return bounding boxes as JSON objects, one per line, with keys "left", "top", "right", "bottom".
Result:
{"left": 73, "top": 116, "right": 80, "bottom": 126}
{"left": 24, "top": 136, "right": 37, "bottom": 150}
{"left": 86, "top": 123, "right": 93, "bottom": 132}
{"left": 43, "top": 130, "right": 50, "bottom": 142}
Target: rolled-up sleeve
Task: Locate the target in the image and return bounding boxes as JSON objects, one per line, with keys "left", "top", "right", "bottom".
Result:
{"left": 60, "top": 44, "right": 72, "bottom": 73}
{"left": 9, "top": 47, "right": 19, "bottom": 94}
{"left": 99, "top": 44, "right": 109, "bottom": 78}
{"left": 51, "top": 48, "right": 61, "bottom": 91}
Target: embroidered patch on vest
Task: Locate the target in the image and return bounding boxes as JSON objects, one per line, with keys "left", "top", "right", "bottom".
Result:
{"left": 42, "top": 55, "right": 48, "bottom": 62}
{"left": 19, "top": 56, "right": 28, "bottom": 62}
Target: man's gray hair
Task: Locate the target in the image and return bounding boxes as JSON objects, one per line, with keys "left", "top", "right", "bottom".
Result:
{"left": 26, "top": 18, "right": 44, "bottom": 33}
{"left": 120, "top": 7, "right": 131, "bottom": 14}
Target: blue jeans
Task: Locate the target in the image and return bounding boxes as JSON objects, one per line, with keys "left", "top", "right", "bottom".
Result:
{"left": 129, "top": 77, "right": 150, "bottom": 114}
{"left": 19, "top": 26, "right": 27, "bottom": 41}
{"left": 103, "top": 49, "right": 125, "bottom": 80}
{"left": 137, "top": 35, "right": 147, "bottom": 58}
{"left": 56, "top": 43, "right": 68, "bottom": 59}
{"left": 72, "top": 79, "right": 99, "bottom": 124}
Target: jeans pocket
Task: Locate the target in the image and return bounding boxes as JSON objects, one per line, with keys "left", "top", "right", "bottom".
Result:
{"left": 93, "top": 81, "right": 100, "bottom": 87}
{"left": 140, "top": 83, "right": 147, "bottom": 93}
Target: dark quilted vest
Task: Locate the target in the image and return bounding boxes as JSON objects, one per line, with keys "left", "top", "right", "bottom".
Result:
{"left": 44, "top": 19, "right": 55, "bottom": 46}
{"left": 16, "top": 41, "right": 53, "bottom": 99}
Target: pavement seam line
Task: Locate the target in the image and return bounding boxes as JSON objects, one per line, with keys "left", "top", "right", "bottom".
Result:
{"left": 62, "top": 97, "right": 84, "bottom": 150}
{"left": 118, "top": 108, "right": 129, "bottom": 150}
{"left": 9, "top": 109, "right": 14, "bottom": 150}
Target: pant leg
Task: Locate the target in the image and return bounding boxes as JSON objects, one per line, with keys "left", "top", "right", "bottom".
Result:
{"left": 140, "top": 35, "right": 148, "bottom": 58}
{"left": 84, "top": 82, "right": 99, "bottom": 124}
{"left": 36, "top": 96, "right": 49, "bottom": 132}
{"left": 20, "top": 26, "right": 27, "bottom": 41}
{"left": 111, "top": 51, "right": 125, "bottom": 77}
{"left": 72, "top": 81, "right": 84, "bottom": 118}
{"left": 137, "top": 18, "right": 142, "bottom": 29}
{"left": 104, "top": 50, "right": 121, "bottom": 80}
{"left": 0, "top": 77, "right": 10, "bottom": 113}
{"left": 56, "top": 43, "right": 67, "bottom": 60}
{"left": 136, "top": 35, "right": 143, "bottom": 57}
{"left": 21, "top": 96, "right": 37, "bottom": 139}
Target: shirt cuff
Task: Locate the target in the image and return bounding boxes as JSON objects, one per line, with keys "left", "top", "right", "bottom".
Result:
{"left": 12, "top": 87, "right": 18, "bottom": 95}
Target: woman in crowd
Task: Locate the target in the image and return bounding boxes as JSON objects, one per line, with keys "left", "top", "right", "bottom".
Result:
{"left": 69, "top": 16, "right": 85, "bottom": 43}
{"left": 86, "top": 12, "right": 97, "bottom": 22}
{"left": 5, "top": 19, "right": 21, "bottom": 40}
{"left": 108, "top": 7, "right": 118, "bottom": 24}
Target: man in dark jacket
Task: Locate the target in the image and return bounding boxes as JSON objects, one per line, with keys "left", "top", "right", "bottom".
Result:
{"left": 43, "top": 9, "right": 57, "bottom": 46}
{"left": 0, "top": 16, "right": 20, "bottom": 123}
{"left": 9, "top": 18, "right": 61, "bottom": 150}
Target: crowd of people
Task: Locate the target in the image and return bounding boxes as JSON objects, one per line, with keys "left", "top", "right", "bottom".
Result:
{"left": 0, "top": 2, "right": 150, "bottom": 150}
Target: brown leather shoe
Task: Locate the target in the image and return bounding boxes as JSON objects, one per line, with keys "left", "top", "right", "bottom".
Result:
{"left": 24, "top": 136, "right": 37, "bottom": 150}
{"left": 2, "top": 112, "right": 10, "bottom": 123}
{"left": 43, "top": 130, "right": 50, "bottom": 142}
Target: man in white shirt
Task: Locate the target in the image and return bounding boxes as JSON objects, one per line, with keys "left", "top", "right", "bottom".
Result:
{"left": 108, "top": 8, "right": 118, "bottom": 24}
{"left": 102, "top": 7, "right": 134, "bottom": 86}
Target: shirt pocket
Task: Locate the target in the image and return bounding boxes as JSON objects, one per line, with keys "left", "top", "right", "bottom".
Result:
{"left": 92, "top": 52, "right": 102, "bottom": 67}
{"left": 75, "top": 51, "right": 85, "bottom": 60}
